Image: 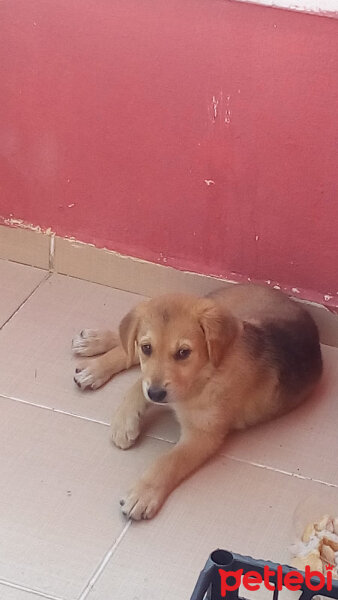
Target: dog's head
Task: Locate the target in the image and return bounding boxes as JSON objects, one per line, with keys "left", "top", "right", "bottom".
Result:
{"left": 119, "top": 294, "right": 238, "bottom": 404}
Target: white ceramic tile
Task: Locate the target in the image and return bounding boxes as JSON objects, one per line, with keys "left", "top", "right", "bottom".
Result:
{"left": 87, "top": 454, "right": 338, "bottom": 600}
{"left": 0, "top": 395, "right": 171, "bottom": 599}
{"left": 0, "top": 260, "right": 47, "bottom": 327}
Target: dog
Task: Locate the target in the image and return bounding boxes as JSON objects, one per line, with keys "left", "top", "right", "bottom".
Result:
{"left": 72, "top": 284, "right": 322, "bottom": 520}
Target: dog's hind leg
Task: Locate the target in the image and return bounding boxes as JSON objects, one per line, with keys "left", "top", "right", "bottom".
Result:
{"left": 73, "top": 344, "right": 139, "bottom": 390}
{"left": 72, "top": 329, "right": 120, "bottom": 357}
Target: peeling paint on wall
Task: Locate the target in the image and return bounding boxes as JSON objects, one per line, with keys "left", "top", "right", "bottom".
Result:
{"left": 224, "top": 95, "right": 231, "bottom": 125}
{"left": 211, "top": 95, "right": 219, "bottom": 121}
{"left": 210, "top": 92, "right": 232, "bottom": 125}
{"left": 0, "top": 216, "right": 54, "bottom": 236}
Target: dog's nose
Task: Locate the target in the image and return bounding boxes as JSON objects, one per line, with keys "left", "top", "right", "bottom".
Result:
{"left": 147, "top": 385, "right": 167, "bottom": 403}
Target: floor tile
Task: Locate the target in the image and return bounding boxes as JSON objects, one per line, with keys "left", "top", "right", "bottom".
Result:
{"left": 0, "top": 395, "right": 171, "bottom": 599}
{"left": 0, "top": 260, "right": 47, "bottom": 327}
{"left": 0, "top": 274, "right": 143, "bottom": 422}
{"left": 87, "top": 454, "right": 338, "bottom": 600}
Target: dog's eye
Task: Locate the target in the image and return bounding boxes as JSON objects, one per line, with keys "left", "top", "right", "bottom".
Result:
{"left": 175, "top": 348, "right": 191, "bottom": 361}
{"left": 141, "top": 344, "right": 152, "bottom": 356}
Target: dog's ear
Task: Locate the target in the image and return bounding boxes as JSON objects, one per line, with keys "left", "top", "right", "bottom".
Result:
{"left": 197, "top": 298, "right": 239, "bottom": 367}
{"left": 119, "top": 303, "right": 146, "bottom": 367}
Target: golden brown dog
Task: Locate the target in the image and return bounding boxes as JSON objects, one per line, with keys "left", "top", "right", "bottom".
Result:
{"left": 72, "top": 284, "right": 322, "bottom": 520}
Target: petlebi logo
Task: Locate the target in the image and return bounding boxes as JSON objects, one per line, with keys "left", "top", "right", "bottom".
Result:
{"left": 218, "top": 563, "right": 334, "bottom": 597}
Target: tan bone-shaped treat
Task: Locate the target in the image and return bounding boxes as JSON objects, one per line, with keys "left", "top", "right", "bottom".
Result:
{"left": 333, "top": 518, "right": 338, "bottom": 536}
{"left": 314, "top": 515, "right": 330, "bottom": 532}
{"left": 321, "top": 543, "right": 335, "bottom": 565}
{"left": 302, "top": 522, "right": 315, "bottom": 543}
{"left": 322, "top": 536, "right": 338, "bottom": 553}
{"left": 326, "top": 518, "right": 334, "bottom": 533}
{"left": 292, "top": 550, "right": 323, "bottom": 573}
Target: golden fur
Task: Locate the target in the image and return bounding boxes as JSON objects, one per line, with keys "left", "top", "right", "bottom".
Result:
{"left": 73, "top": 284, "right": 322, "bottom": 520}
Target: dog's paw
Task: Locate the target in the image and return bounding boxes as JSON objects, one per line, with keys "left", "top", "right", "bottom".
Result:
{"left": 111, "top": 408, "right": 141, "bottom": 450}
{"left": 72, "top": 329, "right": 118, "bottom": 357}
{"left": 73, "top": 359, "right": 111, "bottom": 390}
{"left": 120, "top": 481, "right": 165, "bottom": 520}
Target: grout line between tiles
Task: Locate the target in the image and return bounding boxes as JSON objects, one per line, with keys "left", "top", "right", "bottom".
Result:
{"left": 0, "top": 393, "right": 177, "bottom": 444}
{"left": 77, "top": 521, "right": 132, "bottom": 600}
{"left": 225, "top": 453, "right": 338, "bottom": 489}
{"left": 145, "top": 433, "right": 175, "bottom": 443}
{"left": 0, "top": 257, "right": 48, "bottom": 274}
{"left": 49, "top": 234, "right": 56, "bottom": 271}
{"left": 56, "top": 269, "right": 148, "bottom": 299}
{"left": 0, "top": 578, "right": 68, "bottom": 600}
{"left": 2, "top": 396, "right": 338, "bottom": 489}
{"left": 0, "top": 394, "right": 110, "bottom": 426}
{"left": 0, "top": 271, "right": 52, "bottom": 332}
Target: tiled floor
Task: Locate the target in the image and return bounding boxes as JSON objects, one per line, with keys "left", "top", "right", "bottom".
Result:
{"left": 0, "top": 258, "right": 338, "bottom": 600}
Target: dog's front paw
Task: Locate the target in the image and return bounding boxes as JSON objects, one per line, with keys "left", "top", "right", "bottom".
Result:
{"left": 73, "top": 359, "right": 111, "bottom": 390}
{"left": 111, "top": 407, "right": 141, "bottom": 450}
{"left": 120, "top": 481, "right": 165, "bottom": 520}
{"left": 72, "top": 329, "right": 119, "bottom": 357}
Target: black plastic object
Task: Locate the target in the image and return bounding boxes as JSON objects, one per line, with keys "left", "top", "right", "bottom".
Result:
{"left": 190, "top": 549, "right": 338, "bottom": 600}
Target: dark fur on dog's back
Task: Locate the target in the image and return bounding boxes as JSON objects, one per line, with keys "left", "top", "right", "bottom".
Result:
{"left": 210, "top": 284, "right": 323, "bottom": 409}
{"left": 243, "top": 310, "right": 322, "bottom": 398}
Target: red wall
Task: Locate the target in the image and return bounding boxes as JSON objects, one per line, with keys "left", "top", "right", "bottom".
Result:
{"left": 1, "top": 0, "right": 337, "bottom": 305}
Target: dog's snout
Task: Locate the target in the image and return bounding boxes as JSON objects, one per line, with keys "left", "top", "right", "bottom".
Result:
{"left": 147, "top": 385, "right": 167, "bottom": 403}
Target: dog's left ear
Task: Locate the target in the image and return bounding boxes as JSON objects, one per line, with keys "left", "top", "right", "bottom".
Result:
{"left": 197, "top": 298, "right": 239, "bottom": 367}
